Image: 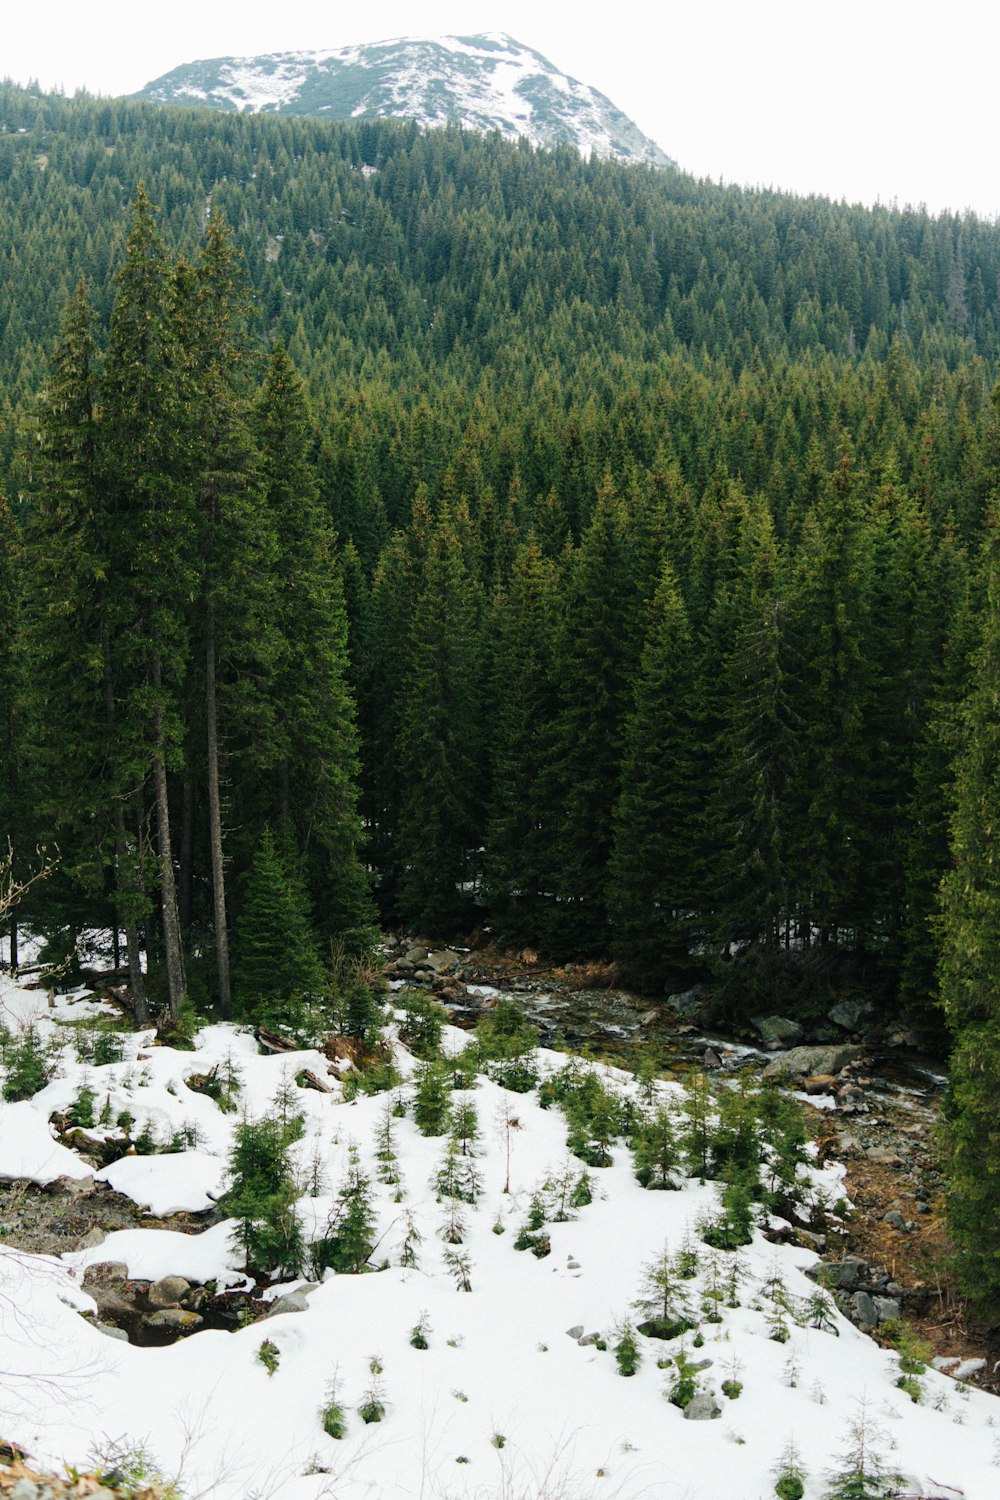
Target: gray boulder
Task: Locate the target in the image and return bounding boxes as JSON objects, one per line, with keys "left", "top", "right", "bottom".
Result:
{"left": 565, "top": 1325, "right": 584, "bottom": 1339}
{"left": 822, "top": 1256, "right": 870, "bottom": 1291}
{"left": 147, "top": 1275, "right": 191, "bottom": 1308}
{"left": 666, "top": 985, "right": 710, "bottom": 1021}
{"left": 762, "top": 1044, "right": 861, "bottom": 1081}
{"left": 143, "top": 1307, "right": 202, "bottom": 1331}
{"left": 751, "top": 1015, "right": 804, "bottom": 1047}
{"left": 683, "top": 1394, "right": 722, "bottom": 1420}
{"left": 93, "top": 1321, "right": 129, "bottom": 1342}
{"left": 873, "top": 1296, "right": 901, "bottom": 1324}
{"left": 267, "top": 1290, "right": 311, "bottom": 1317}
{"left": 828, "top": 998, "right": 874, "bottom": 1032}
{"left": 851, "top": 1291, "right": 878, "bottom": 1327}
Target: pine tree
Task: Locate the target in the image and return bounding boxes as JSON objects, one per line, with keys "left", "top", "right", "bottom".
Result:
{"left": 541, "top": 477, "right": 634, "bottom": 955}
{"left": 179, "top": 214, "right": 268, "bottom": 1018}
{"left": 221, "top": 1113, "right": 304, "bottom": 1277}
{"left": 22, "top": 278, "right": 149, "bottom": 1017}
{"left": 938, "top": 515, "right": 1000, "bottom": 1305}
{"left": 483, "top": 537, "right": 559, "bottom": 941}
{"left": 608, "top": 559, "right": 703, "bottom": 983}
{"left": 395, "top": 508, "right": 483, "bottom": 933}
{"left": 100, "top": 185, "right": 195, "bottom": 1017}
{"left": 248, "top": 346, "right": 373, "bottom": 952}
{"left": 233, "top": 827, "right": 326, "bottom": 1025}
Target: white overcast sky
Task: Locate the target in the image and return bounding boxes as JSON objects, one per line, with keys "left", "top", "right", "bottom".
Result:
{"left": 4, "top": 0, "right": 997, "bottom": 218}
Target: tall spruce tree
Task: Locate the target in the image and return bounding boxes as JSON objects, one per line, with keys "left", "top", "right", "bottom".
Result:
{"left": 100, "top": 185, "right": 194, "bottom": 1017}
{"left": 248, "top": 345, "right": 373, "bottom": 952}
{"left": 484, "top": 536, "right": 559, "bottom": 942}
{"left": 23, "top": 277, "right": 149, "bottom": 1015}
{"left": 541, "top": 475, "right": 634, "bottom": 956}
{"left": 937, "top": 515, "right": 1000, "bottom": 1304}
{"left": 179, "top": 214, "right": 267, "bottom": 1017}
{"left": 395, "top": 506, "right": 483, "bottom": 933}
{"left": 608, "top": 560, "right": 702, "bottom": 984}
{"left": 707, "top": 501, "right": 801, "bottom": 1007}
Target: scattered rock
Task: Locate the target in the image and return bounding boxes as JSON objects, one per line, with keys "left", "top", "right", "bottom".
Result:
{"left": 866, "top": 1146, "right": 902, "bottom": 1166}
{"left": 577, "top": 1332, "right": 602, "bottom": 1346}
{"left": 82, "top": 1261, "right": 130, "bottom": 1285}
{"left": 93, "top": 1321, "right": 129, "bottom": 1342}
{"left": 666, "top": 985, "right": 710, "bottom": 1021}
{"left": 143, "top": 1307, "right": 202, "bottom": 1331}
{"left": 682, "top": 1394, "right": 722, "bottom": 1420}
{"left": 851, "top": 1290, "right": 878, "bottom": 1327}
{"left": 565, "top": 1325, "right": 584, "bottom": 1340}
{"left": 267, "top": 1290, "right": 311, "bottom": 1317}
{"left": 147, "top": 1275, "right": 191, "bottom": 1308}
{"left": 762, "top": 1045, "right": 862, "bottom": 1081}
{"left": 873, "top": 1296, "right": 901, "bottom": 1323}
{"left": 702, "top": 1047, "right": 723, "bottom": 1069}
{"left": 427, "top": 949, "right": 460, "bottom": 973}
{"left": 829, "top": 999, "right": 874, "bottom": 1032}
{"left": 883, "top": 1209, "right": 908, "bottom": 1230}
{"left": 43, "top": 1174, "right": 95, "bottom": 1198}
{"left": 803, "top": 1074, "right": 837, "bottom": 1095}
{"left": 751, "top": 1015, "right": 804, "bottom": 1047}
{"left": 821, "top": 1256, "right": 870, "bottom": 1291}
{"left": 77, "top": 1227, "right": 106, "bottom": 1249}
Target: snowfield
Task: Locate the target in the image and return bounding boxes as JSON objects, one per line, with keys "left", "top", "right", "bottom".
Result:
{"left": 0, "top": 973, "right": 996, "bottom": 1500}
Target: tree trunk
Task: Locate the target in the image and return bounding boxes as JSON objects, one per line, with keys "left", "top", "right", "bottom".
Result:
{"left": 151, "top": 654, "right": 185, "bottom": 1018}
{"left": 179, "top": 773, "right": 194, "bottom": 931}
{"left": 9, "top": 916, "right": 17, "bottom": 972}
{"left": 101, "top": 623, "right": 147, "bottom": 1024}
{"left": 205, "top": 603, "right": 232, "bottom": 1019}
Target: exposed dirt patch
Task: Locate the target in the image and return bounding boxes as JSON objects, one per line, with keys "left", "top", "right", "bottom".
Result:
{"left": 0, "top": 1176, "right": 212, "bottom": 1258}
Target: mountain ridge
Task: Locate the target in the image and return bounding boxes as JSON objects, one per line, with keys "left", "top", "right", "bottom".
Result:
{"left": 134, "top": 31, "right": 674, "bottom": 170}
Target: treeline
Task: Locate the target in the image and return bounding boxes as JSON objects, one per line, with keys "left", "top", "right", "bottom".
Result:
{"left": 2, "top": 79, "right": 1000, "bottom": 490}
{"left": 4, "top": 182, "right": 997, "bottom": 1044}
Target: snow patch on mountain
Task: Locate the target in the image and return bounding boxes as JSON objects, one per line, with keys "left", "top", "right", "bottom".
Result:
{"left": 135, "top": 33, "right": 674, "bottom": 169}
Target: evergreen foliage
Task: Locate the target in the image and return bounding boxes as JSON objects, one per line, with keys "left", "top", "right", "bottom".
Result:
{"left": 220, "top": 1113, "right": 304, "bottom": 1278}
{"left": 233, "top": 827, "right": 327, "bottom": 1026}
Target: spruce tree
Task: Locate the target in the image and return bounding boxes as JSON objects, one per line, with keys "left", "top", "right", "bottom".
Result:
{"left": 249, "top": 346, "right": 373, "bottom": 952}
{"left": 542, "top": 476, "right": 634, "bottom": 956}
{"left": 608, "top": 560, "right": 702, "bottom": 984}
{"left": 938, "top": 516, "right": 1000, "bottom": 1305}
{"left": 23, "top": 278, "right": 149, "bottom": 1015}
{"left": 100, "top": 185, "right": 194, "bottom": 1017}
{"left": 233, "top": 827, "right": 326, "bottom": 1025}
{"left": 395, "top": 507, "right": 483, "bottom": 933}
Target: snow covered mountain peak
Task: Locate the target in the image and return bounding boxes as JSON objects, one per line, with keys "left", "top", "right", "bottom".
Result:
{"left": 135, "top": 33, "right": 674, "bottom": 169}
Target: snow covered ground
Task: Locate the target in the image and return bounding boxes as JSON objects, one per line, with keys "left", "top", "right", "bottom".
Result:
{"left": 0, "top": 971, "right": 996, "bottom": 1500}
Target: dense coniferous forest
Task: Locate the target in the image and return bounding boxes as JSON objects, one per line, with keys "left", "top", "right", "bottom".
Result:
{"left": 3, "top": 81, "right": 1000, "bottom": 1296}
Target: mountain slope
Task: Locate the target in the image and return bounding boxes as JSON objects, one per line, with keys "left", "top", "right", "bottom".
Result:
{"left": 134, "top": 31, "right": 674, "bottom": 168}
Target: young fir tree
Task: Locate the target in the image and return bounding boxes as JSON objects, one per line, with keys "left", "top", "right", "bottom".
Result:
{"left": 233, "top": 827, "right": 326, "bottom": 1024}
{"left": 221, "top": 1113, "right": 304, "bottom": 1278}
{"left": 608, "top": 558, "right": 703, "bottom": 984}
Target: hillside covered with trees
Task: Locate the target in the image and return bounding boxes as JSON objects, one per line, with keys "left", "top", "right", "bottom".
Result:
{"left": 3, "top": 81, "right": 1000, "bottom": 1300}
